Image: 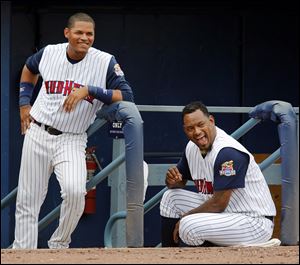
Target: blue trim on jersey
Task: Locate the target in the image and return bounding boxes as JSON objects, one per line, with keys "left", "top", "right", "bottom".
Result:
{"left": 177, "top": 150, "right": 192, "bottom": 181}
{"left": 213, "top": 147, "right": 249, "bottom": 191}
{"left": 107, "top": 57, "right": 134, "bottom": 102}
{"left": 25, "top": 48, "right": 45, "bottom": 74}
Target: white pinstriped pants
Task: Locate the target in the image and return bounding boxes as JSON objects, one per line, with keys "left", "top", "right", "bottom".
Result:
{"left": 160, "top": 189, "right": 274, "bottom": 246}
{"left": 13, "top": 123, "right": 87, "bottom": 249}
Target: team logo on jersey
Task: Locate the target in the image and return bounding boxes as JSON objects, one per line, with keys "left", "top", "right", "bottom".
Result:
{"left": 194, "top": 179, "right": 213, "bottom": 194}
{"left": 219, "top": 160, "right": 236, "bottom": 176}
{"left": 114, "top": 64, "right": 124, "bottom": 76}
{"left": 44, "top": 80, "right": 95, "bottom": 104}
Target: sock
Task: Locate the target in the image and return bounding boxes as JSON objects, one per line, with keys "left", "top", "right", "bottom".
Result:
{"left": 161, "top": 216, "right": 180, "bottom": 247}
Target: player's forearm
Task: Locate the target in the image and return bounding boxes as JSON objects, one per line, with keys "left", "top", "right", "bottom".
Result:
{"left": 183, "top": 189, "right": 232, "bottom": 216}
{"left": 87, "top": 85, "right": 131, "bottom": 104}
{"left": 19, "top": 65, "right": 39, "bottom": 107}
{"left": 185, "top": 200, "right": 225, "bottom": 215}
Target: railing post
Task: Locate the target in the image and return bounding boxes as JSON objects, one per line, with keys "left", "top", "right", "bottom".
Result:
{"left": 108, "top": 138, "right": 126, "bottom": 247}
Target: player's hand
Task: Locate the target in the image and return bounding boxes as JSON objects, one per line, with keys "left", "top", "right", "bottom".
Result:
{"left": 166, "top": 167, "right": 183, "bottom": 185}
{"left": 19, "top": 105, "right": 32, "bottom": 135}
{"left": 173, "top": 220, "right": 180, "bottom": 244}
{"left": 63, "top": 86, "right": 89, "bottom": 112}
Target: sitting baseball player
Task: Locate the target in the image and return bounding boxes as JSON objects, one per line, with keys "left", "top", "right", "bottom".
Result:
{"left": 160, "top": 101, "right": 279, "bottom": 247}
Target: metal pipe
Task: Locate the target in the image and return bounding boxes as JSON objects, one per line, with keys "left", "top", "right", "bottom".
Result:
{"left": 231, "top": 118, "right": 261, "bottom": 140}
{"left": 104, "top": 211, "right": 126, "bottom": 248}
{"left": 1, "top": 187, "right": 17, "bottom": 210}
{"left": 87, "top": 118, "right": 107, "bottom": 137}
{"left": 104, "top": 186, "right": 169, "bottom": 247}
{"left": 144, "top": 187, "right": 168, "bottom": 214}
{"left": 259, "top": 148, "right": 281, "bottom": 171}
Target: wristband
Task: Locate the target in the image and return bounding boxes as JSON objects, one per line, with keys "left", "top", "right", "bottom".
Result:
{"left": 19, "top": 82, "right": 34, "bottom": 106}
{"left": 88, "top": 85, "right": 113, "bottom": 105}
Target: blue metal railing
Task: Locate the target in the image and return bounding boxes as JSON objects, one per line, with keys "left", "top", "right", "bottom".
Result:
{"left": 2, "top": 105, "right": 297, "bottom": 248}
{"left": 104, "top": 187, "right": 168, "bottom": 248}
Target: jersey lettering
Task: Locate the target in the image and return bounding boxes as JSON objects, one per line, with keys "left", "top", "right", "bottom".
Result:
{"left": 194, "top": 179, "right": 213, "bottom": 194}
{"left": 45, "top": 80, "right": 95, "bottom": 104}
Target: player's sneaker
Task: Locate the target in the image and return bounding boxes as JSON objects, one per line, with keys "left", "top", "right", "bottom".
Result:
{"left": 233, "top": 238, "right": 281, "bottom": 247}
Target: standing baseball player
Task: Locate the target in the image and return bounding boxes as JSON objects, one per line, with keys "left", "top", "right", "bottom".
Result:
{"left": 160, "top": 101, "right": 278, "bottom": 247}
{"left": 13, "top": 12, "right": 136, "bottom": 249}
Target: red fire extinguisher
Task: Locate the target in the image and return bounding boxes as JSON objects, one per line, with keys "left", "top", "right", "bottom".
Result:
{"left": 84, "top": 146, "right": 101, "bottom": 214}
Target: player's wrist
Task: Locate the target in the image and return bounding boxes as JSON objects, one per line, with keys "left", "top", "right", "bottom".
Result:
{"left": 87, "top": 85, "right": 113, "bottom": 104}
{"left": 20, "top": 104, "right": 31, "bottom": 109}
{"left": 19, "top": 82, "right": 34, "bottom": 107}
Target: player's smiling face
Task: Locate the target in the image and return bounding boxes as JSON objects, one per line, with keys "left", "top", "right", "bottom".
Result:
{"left": 64, "top": 21, "right": 95, "bottom": 60}
{"left": 183, "top": 109, "right": 216, "bottom": 154}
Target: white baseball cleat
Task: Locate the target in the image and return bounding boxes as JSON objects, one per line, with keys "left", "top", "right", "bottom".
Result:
{"left": 234, "top": 238, "right": 281, "bottom": 247}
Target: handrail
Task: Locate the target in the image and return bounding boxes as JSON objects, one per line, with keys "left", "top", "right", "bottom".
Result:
{"left": 104, "top": 187, "right": 168, "bottom": 247}
{"left": 86, "top": 118, "right": 107, "bottom": 137}
{"left": 2, "top": 105, "right": 297, "bottom": 248}
{"left": 1, "top": 187, "right": 17, "bottom": 210}
{"left": 136, "top": 105, "right": 299, "bottom": 114}
{"left": 3, "top": 105, "right": 296, "bottom": 210}
{"left": 259, "top": 148, "right": 280, "bottom": 171}
{"left": 230, "top": 118, "right": 260, "bottom": 139}
{"left": 137, "top": 105, "right": 253, "bottom": 113}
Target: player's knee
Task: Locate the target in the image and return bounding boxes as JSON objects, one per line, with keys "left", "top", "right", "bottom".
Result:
{"left": 179, "top": 217, "right": 203, "bottom": 246}
{"left": 61, "top": 188, "right": 85, "bottom": 203}
{"left": 179, "top": 227, "right": 195, "bottom": 246}
{"left": 160, "top": 189, "right": 177, "bottom": 216}
{"left": 161, "top": 189, "right": 177, "bottom": 203}
{"left": 118, "top": 102, "right": 143, "bottom": 124}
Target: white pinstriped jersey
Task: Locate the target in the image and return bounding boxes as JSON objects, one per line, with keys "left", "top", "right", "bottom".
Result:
{"left": 185, "top": 127, "right": 276, "bottom": 217}
{"left": 30, "top": 43, "right": 112, "bottom": 133}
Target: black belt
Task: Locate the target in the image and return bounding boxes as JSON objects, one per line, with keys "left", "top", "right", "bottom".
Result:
{"left": 265, "top": 216, "right": 274, "bottom": 222}
{"left": 34, "top": 120, "right": 63, "bottom": 136}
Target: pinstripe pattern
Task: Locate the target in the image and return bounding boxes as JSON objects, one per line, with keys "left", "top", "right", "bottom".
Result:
{"left": 30, "top": 43, "right": 112, "bottom": 133}
{"left": 160, "top": 127, "right": 276, "bottom": 246}
{"left": 13, "top": 122, "right": 87, "bottom": 249}
{"left": 180, "top": 211, "right": 273, "bottom": 246}
{"left": 160, "top": 189, "right": 274, "bottom": 246}
{"left": 13, "top": 43, "right": 116, "bottom": 249}
{"left": 185, "top": 127, "right": 276, "bottom": 217}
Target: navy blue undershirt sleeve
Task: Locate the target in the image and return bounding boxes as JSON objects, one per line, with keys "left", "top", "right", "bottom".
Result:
{"left": 106, "top": 56, "right": 134, "bottom": 102}
{"left": 213, "top": 147, "right": 249, "bottom": 191}
{"left": 25, "top": 48, "right": 45, "bottom": 74}
{"left": 176, "top": 150, "right": 193, "bottom": 181}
